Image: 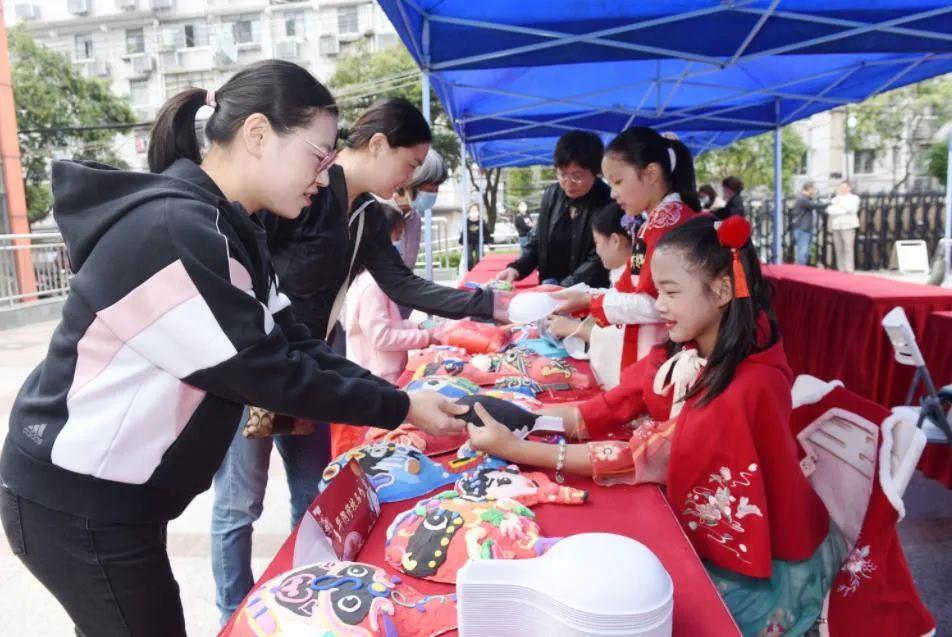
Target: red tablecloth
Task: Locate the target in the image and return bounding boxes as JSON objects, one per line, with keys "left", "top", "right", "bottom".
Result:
{"left": 221, "top": 471, "right": 739, "bottom": 637}
{"left": 915, "top": 311, "right": 952, "bottom": 489}
{"left": 461, "top": 252, "right": 539, "bottom": 288}
{"left": 764, "top": 265, "right": 952, "bottom": 407}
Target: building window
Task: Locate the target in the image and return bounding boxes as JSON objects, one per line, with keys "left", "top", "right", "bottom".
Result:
{"left": 232, "top": 15, "right": 260, "bottom": 45}
{"left": 338, "top": 6, "right": 359, "bottom": 35}
{"left": 182, "top": 23, "right": 210, "bottom": 48}
{"left": 285, "top": 11, "right": 304, "bottom": 38}
{"left": 165, "top": 71, "right": 217, "bottom": 99}
{"left": 126, "top": 28, "right": 145, "bottom": 55}
{"left": 129, "top": 79, "right": 149, "bottom": 106}
{"left": 75, "top": 34, "right": 94, "bottom": 60}
{"left": 854, "top": 150, "right": 877, "bottom": 174}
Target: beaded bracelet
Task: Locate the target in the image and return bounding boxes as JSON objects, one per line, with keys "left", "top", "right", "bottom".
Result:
{"left": 555, "top": 437, "right": 567, "bottom": 484}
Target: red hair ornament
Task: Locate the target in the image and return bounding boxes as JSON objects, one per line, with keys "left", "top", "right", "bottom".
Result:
{"left": 714, "top": 216, "right": 752, "bottom": 299}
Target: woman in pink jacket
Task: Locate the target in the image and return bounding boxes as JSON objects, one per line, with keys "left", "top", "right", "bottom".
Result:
{"left": 345, "top": 203, "right": 438, "bottom": 383}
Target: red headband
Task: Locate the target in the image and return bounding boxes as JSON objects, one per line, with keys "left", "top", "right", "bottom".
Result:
{"left": 714, "top": 216, "right": 751, "bottom": 299}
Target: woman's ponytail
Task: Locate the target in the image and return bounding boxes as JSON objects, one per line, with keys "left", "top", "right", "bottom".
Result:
{"left": 147, "top": 88, "right": 206, "bottom": 173}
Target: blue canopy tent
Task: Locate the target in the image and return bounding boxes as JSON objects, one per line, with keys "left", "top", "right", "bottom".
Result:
{"left": 376, "top": 0, "right": 952, "bottom": 276}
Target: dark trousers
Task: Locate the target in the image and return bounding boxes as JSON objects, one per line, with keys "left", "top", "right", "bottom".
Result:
{"left": 1, "top": 485, "right": 186, "bottom": 636}
{"left": 466, "top": 243, "right": 481, "bottom": 269}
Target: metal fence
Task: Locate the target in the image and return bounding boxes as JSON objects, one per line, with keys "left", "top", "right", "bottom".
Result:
{"left": 0, "top": 220, "right": 519, "bottom": 308}
{"left": 0, "top": 234, "right": 71, "bottom": 307}
{"left": 749, "top": 191, "right": 947, "bottom": 270}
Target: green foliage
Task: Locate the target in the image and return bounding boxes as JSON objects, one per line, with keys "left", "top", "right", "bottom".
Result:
{"left": 8, "top": 26, "right": 136, "bottom": 223}
{"left": 504, "top": 166, "right": 555, "bottom": 213}
{"left": 329, "top": 42, "right": 460, "bottom": 171}
{"left": 695, "top": 127, "right": 806, "bottom": 194}
{"left": 928, "top": 141, "right": 948, "bottom": 186}
{"left": 847, "top": 76, "right": 952, "bottom": 191}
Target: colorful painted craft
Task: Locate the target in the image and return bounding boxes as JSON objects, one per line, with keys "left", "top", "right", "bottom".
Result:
{"left": 485, "top": 279, "right": 514, "bottom": 292}
{"left": 479, "top": 389, "right": 543, "bottom": 410}
{"left": 409, "top": 347, "right": 591, "bottom": 392}
{"left": 318, "top": 442, "right": 505, "bottom": 504}
{"left": 490, "top": 376, "right": 543, "bottom": 397}
{"left": 454, "top": 465, "right": 588, "bottom": 507}
{"left": 404, "top": 375, "right": 480, "bottom": 399}
{"left": 384, "top": 491, "right": 560, "bottom": 583}
{"left": 405, "top": 346, "right": 470, "bottom": 374}
{"left": 363, "top": 424, "right": 468, "bottom": 457}
{"left": 237, "top": 561, "right": 457, "bottom": 637}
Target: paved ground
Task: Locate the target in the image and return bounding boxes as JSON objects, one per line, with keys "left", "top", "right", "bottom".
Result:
{"left": 0, "top": 320, "right": 294, "bottom": 636}
{"left": 1, "top": 299, "right": 950, "bottom": 635}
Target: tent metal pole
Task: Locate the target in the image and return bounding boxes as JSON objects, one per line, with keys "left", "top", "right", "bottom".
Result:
{"left": 945, "top": 129, "right": 951, "bottom": 285}
{"left": 461, "top": 141, "right": 471, "bottom": 275}
{"left": 421, "top": 17, "right": 434, "bottom": 281}
{"left": 733, "top": 5, "right": 952, "bottom": 63}
{"left": 773, "top": 100, "right": 783, "bottom": 265}
{"left": 735, "top": 6, "right": 952, "bottom": 44}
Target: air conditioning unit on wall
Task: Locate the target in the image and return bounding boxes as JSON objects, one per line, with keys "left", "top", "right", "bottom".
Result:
{"left": 275, "top": 40, "right": 300, "bottom": 59}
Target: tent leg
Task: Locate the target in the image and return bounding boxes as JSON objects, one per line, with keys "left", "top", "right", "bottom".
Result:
{"left": 773, "top": 124, "right": 783, "bottom": 265}
{"left": 945, "top": 129, "right": 951, "bottom": 285}
{"left": 421, "top": 70, "right": 434, "bottom": 281}
{"left": 461, "top": 141, "right": 471, "bottom": 275}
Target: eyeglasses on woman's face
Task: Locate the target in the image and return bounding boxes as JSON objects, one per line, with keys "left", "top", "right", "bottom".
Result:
{"left": 298, "top": 135, "right": 339, "bottom": 175}
{"left": 556, "top": 169, "right": 589, "bottom": 185}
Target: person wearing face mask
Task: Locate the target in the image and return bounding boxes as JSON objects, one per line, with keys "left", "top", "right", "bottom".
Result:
{"left": 211, "top": 98, "right": 509, "bottom": 625}
{"left": 392, "top": 149, "right": 448, "bottom": 318}
{"left": 514, "top": 200, "right": 535, "bottom": 252}
{"left": 495, "top": 130, "right": 612, "bottom": 288}
{"left": 697, "top": 183, "right": 724, "bottom": 213}
{"left": 392, "top": 148, "right": 447, "bottom": 272}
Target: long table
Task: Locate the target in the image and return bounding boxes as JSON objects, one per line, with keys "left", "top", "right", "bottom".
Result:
{"left": 222, "top": 474, "right": 738, "bottom": 637}
{"left": 460, "top": 252, "right": 539, "bottom": 288}
{"left": 219, "top": 257, "right": 741, "bottom": 637}
{"left": 763, "top": 265, "right": 952, "bottom": 407}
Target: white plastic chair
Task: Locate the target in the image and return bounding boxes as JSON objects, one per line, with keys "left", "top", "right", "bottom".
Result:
{"left": 882, "top": 306, "right": 951, "bottom": 443}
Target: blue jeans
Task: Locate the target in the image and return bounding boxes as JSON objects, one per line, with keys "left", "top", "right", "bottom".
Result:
{"left": 210, "top": 409, "right": 331, "bottom": 625}
{"left": 794, "top": 229, "right": 814, "bottom": 265}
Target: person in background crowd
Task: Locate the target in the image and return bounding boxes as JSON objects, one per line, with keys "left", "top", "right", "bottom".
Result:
{"left": 392, "top": 148, "right": 449, "bottom": 317}
{"left": 514, "top": 200, "right": 535, "bottom": 252}
{"left": 460, "top": 203, "right": 492, "bottom": 269}
{"left": 791, "top": 181, "right": 826, "bottom": 266}
{"left": 698, "top": 183, "right": 724, "bottom": 213}
{"left": 392, "top": 148, "right": 448, "bottom": 271}
{"left": 494, "top": 130, "right": 613, "bottom": 288}
{"left": 825, "top": 180, "right": 860, "bottom": 273}
{"left": 711, "top": 175, "right": 745, "bottom": 219}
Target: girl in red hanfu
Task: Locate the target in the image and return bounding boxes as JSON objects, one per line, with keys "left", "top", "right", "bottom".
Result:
{"left": 547, "top": 127, "right": 697, "bottom": 388}
{"left": 468, "top": 215, "right": 848, "bottom": 637}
